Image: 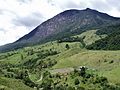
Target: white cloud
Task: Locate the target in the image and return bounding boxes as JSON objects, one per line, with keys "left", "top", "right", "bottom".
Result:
{"left": 0, "top": 0, "right": 61, "bottom": 45}
{"left": 0, "top": 0, "right": 120, "bottom": 45}
{"left": 0, "top": 26, "right": 29, "bottom": 45}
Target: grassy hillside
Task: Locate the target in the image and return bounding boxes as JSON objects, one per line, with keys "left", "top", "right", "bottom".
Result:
{"left": 0, "top": 30, "right": 120, "bottom": 89}
{"left": 0, "top": 77, "right": 34, "bottom": 90}
{"left": 73, "top": 30, "right": 106, "bottom": 45}
{"left": 87, "top": 24, "right": 120, "bottom": 50}
{"left": 53, "top": 50, "right": 120, "bottom": 83}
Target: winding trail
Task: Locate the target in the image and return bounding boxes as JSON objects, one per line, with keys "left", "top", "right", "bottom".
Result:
{"left": 36, "top": 75, "right": 43, "bottom": 82}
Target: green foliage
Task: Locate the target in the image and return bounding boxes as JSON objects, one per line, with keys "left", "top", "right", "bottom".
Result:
{"left": 65, "top": 44, "right": 70, "bottom": 49}
{"left": 39, "top": 69, "right": 120, "bottom": 90}
{"left": 0, "top": 77, "right": 34, "bottom": 90}
{"left": 96, "top": 23, "right": 120, "bottom": 35}
{"left": 36, "top": 49, "right": 58, "bottom": 59}
{"left": 57, "top": 37, "right": 83, "bottom": 43}
{"left": 0, "top": 31, "right": 120, "bottom": 90}
{"left": 80, "top": 67, "right": 86, "bottom": 77}
{"left": 94, "top": 76, "right": 108, "bottom": 85}
{"left": 42, "top": 79, "right": 53, "bottom": 90}
{"left": 76, "top": 86, "right": 85, "bottom": 90}
{"left": 27, "top": 49, "right": 34, "bottom": 56}
{"left": 74, "top": 78, "right": 80, "bottom": 85}
{"left": 87, "top": 27, "right": 120, "bottom": 50}
{"left": 109, "top": 60, "right": 114, "bottom": 64}
{"left": 67, "top": 86, "right": 75, "bottom": 90}
{"left": 21, "top": 54, "right": 24, "bottom": 60}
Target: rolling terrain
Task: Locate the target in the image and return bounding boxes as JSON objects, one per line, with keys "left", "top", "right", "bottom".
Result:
{"left": 0, "top": 8, "right": 120, "bottom": 90}
{"left": 0, "top": 30, "right": 120, "bottom": 89}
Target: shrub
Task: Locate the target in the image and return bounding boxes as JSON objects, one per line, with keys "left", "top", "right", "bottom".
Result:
{"left": 109, "top": 60, "right": 114, "bottom": 64}
{"left": 77, "top": 86, "right": 85, "bottom": 90}
{"left": 80, "top": 67, "right": 86, "bottom": 77}
{"left": 65, "top": 44, "right": 70, "bottom": 49}
{"left": 75, "top": 78, "right": 80, "bottom": 85}
{"left": 67, "top": 86, "right": 75, "bottom": 90}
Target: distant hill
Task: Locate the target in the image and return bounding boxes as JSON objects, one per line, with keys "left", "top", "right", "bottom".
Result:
{"left": 87, "top": 24, "right": 120, "bottom": 50}
{"left": 0, "top": 8, "right": 120, "bottom": 52}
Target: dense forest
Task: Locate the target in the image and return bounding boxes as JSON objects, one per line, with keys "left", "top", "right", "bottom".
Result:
{"left": 87, "top": 25, "right": 120, "bottom": 50}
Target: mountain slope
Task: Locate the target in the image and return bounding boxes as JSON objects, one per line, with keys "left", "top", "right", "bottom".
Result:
{"left": 0, "top": 77, "right": 34, "bottom": 90}
{"left": 87, "top": 24, "right": 120, "bottom": 50}
{"left": 0, "top": 40, "right": 120, "bottom": 86}
{"left": 0, "top": 8, "right": 120, "bottom": 52}
{"left": 15, "top": 8, "right": 120, "bottom": 44}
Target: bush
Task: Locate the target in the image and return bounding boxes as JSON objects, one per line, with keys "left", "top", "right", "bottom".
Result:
{"left": 42, "top": 79, "right": 53, "bottom": 90}
{"left": 77, "top": 86, "right": 85, "bottom": 90}
{"left": 94, "top": 76, "right": 108, "bottom": 85}
{"left": 67, "top": 86, "right": 75, "bottom": 90}
{"left": 80, "top": 67, "right": 86, "bottom": 77}
{"left": 109, "top": 60, "right": 114, "bottom": 64}
{"left": 74, "top": 78, "right": 80, "bottom": 85}
{"left": 65, "top": 44, "right": 70, "bottom": 49}
{"left": 54, "top": 84, "right": 66, "bottom": 90}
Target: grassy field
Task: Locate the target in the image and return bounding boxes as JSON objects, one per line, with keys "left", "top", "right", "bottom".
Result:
{"left": 54, "top": 50, "right": 120, "bottom": 68}
{"left": 0, "top": 30, "right": 120, "bottom": 89}
{"left": 73, "top": 30, "right": 107, "bottom": 45}
{"left": 0, "top": 77, "right": 34, "bottom": 90}
{"left": 52, "top": 50, "right": 120, "bottom": 84}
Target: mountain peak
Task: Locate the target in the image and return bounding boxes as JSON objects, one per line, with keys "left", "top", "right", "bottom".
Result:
{"left": 0, "top": 8, "right": 120, "bottom": 52}
{"left": 84, "top": 8, "right": 97, "bottom": 12}
{"left": 85, "top": 8, "right": 91, "bottom": 10}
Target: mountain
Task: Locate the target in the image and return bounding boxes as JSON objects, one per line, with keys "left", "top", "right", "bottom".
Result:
{"left": 0, "top": 8, "right": 120, "bottom": 52}
{"left": 1, "top": 8, "right": 120, "bottom": 90}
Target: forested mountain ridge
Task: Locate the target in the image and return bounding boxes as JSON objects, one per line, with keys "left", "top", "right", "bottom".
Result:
{"left": 0, "top": 8, "right": 120, "bottom": 90}
{"left": 87, "top": 25, "right": 120, "bottom": 50}
{"left": 0, "top": 8, "right": 120, "bottom": 52}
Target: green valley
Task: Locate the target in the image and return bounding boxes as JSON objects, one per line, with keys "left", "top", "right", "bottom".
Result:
{"left": 0, "top": 34, "right": 120, "bottom": 89}
{"left": 0, "top": 8, "right": 120, "bottom": 90}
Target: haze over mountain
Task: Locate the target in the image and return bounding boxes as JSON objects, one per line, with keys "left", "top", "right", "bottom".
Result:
{"left": 0, "top": 8, "right": 120, "bottom": 52}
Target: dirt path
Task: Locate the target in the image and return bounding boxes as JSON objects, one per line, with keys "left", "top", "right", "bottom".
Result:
{"left": 50, "top": 68, "right": 74, "bottom": 74}
{"left": 36, "top": 75, "right": 43, "bottom": 82}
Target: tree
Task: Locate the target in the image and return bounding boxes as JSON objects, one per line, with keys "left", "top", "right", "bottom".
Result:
{"left": 65, "top": 44, "right": 70, "bottom": 49}
{"left": 43, "top": 71, "right": 51, "bottom": 78}
{"left": 21, "top": 54, "right": 24, "bottom": 60}
{"left": 42, "top": 79, "right": 53, "bottom": 90}
{"left": 54, "top": 84, "right": 65, "bottom": 90}
{"left": 67, "top": 86, "right": 75, "bottom": 90}
{"left": 27, "top": 49, "right": 33, "bottom": 56}
{"left": 80, "top": 67, "right": 86, "bottom": 77}
{"left": 77, "top": 86, "right": 85, "bottom": 90}
{"left": 74, "top": 78, "right": 80, "bottom": 85}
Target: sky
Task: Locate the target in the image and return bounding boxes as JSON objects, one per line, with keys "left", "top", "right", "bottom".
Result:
{"left": 0, "top": 0, "right": 120, "bottom": 45}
